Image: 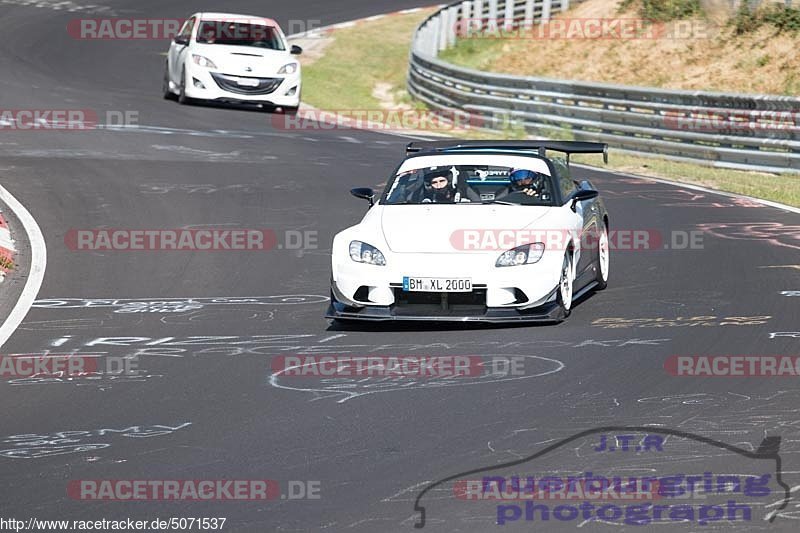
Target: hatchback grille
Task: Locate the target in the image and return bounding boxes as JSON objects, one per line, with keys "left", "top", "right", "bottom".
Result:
{"left": 210, "top": 73, "right": 282, "bottom": 95}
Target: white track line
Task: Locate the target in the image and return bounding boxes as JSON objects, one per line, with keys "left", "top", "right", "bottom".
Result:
{"left": 0, "top": 184, "right": 47, "bottom": 349}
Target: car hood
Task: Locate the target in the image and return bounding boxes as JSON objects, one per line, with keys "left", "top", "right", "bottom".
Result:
{"left": 380, "top": 205, "right": 554, "bottom": 253}
{"left": 195, "top": 45, "right": 292, "bottom": 76}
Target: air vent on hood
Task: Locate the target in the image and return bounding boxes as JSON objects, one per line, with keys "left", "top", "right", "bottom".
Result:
{"left": 230, "top": 53, "right": 263, "bottom": 57}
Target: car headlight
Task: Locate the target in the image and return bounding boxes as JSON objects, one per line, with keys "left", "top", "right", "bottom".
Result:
{"left": 496, "top": 243, "right": 545, "bottom": 267}
{"left": 278, "top": 62, "right": 298, "bottom": 75}
{"left": 349, "top": 241, "right": 386, "bottom": 266}
{"left": 192, "top": 55, "right": 217, "bottom": 69}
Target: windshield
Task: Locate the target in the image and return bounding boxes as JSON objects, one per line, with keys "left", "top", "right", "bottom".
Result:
{"left": 382, "top": 164, "right": 555, "bottom": 205}
{"left": 196, "top": 21, "right": 285, "bottom": 50}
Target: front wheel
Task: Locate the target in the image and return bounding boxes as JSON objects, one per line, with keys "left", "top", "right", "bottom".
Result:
{"left": 556, "top": 252, "right": 574, "bottom": 318}
{"left": 594, "top": 222, "right": 610, "bottom": 290}
{"left": 162, "top": 63, "right": 175, "bottom": 100}
{"left": 177, "top": 68, "right": 190, "bottom": 105}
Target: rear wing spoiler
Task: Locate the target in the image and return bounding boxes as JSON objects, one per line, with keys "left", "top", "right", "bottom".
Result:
{"left": 405, "top": 140, "right": 608, "bottom": 164}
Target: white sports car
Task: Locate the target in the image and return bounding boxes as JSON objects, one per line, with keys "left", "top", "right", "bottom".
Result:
{"left": 163, "top": 12, "right": 302, "bottom": 112}
{"left": 327, "top": 141, "right": 611, "bottom": 323}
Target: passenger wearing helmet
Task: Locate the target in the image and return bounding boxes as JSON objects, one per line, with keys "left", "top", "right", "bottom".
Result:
{"left": 422, "top": 168, "right": 456, "bottom": 203}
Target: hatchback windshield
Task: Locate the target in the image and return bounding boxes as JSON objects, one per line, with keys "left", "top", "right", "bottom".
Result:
{"left": 196, "top": 21, "right": 285, "bottom": 50}
{"left": 383, "top": 165, "right": 555, "bottom": 205}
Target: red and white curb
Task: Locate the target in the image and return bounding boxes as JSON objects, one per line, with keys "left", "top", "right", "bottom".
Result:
{"left": 0, "top": 210, "right": 15, "bottom": 282}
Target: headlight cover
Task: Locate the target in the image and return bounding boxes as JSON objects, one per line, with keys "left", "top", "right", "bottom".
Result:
{"left": 278, "top": 62, "right": 298, "bottom": 75}
{"left": 192, "top": 54, "right": 217, "bottom": 69}
{"left": 496, "top": 243, "right": 545, "bottom": 267}
{"left": 349, "top": 241, "right": 386, "bottom": 266}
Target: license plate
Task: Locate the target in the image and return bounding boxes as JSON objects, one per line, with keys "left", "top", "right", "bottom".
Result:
{"left": 235, "top": 77, "right": 260, "bottom": 87}
{"left": 402, "top": 277, "right": 472, "bottom": 292}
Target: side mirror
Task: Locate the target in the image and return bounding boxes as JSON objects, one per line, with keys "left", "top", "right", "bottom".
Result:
{"left": 290, "top": 44, "right": 303, "bottom": 55}
{"left": 570, "top": 189, "right": 598, "bottom": 211}
{"left": 173, "top": 36, "right": 189, "bottom": 46}
{"left": 351, "top": 187, "right": 375, "bottom": 206}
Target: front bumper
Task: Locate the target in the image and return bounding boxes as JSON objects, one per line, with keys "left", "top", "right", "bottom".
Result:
{"left": 326, "top": 283, "right": 565, "bottom": 323}
{"left": 183, "top": 63, "right": 301, "bottom": 107}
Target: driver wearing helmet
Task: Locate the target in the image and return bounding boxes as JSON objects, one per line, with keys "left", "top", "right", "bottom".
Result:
{"left": 508, "top": 168, "right": 543, "bottom": 197}
{"left": 422, "top": 168, "right": 456, "bottom": 203}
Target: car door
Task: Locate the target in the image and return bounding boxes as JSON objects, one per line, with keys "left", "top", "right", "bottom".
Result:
{"left": 554, "top": 159, "right": 592, "bottom": 279}
{"left": 168, "top": 16, "right": 196, "bottom": 83}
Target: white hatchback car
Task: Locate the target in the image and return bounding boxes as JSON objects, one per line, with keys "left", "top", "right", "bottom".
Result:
{"left": 163, "top": 12, "right": 302, "bottom": 113}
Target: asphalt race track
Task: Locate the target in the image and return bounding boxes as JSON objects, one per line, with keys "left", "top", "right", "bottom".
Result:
{"left": 0, "top": 1, "right": 799, "bottom": 531}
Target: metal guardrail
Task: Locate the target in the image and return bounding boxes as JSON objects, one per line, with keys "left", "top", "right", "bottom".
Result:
{"left": 408, "top": 0, "right": 800, "bottom": 173}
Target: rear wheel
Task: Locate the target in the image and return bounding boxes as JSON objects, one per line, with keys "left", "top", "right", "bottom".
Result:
{"left": 594, "top": 221, "right": 610, "bottom": 290}
{"left": 556, "top": 252, "right": 574, "bottom": 318}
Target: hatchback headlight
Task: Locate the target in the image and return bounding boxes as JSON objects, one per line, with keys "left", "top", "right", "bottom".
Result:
{"left": 278, "top": 62, "right": 298, "bottom": 75}
{"left": 349, "top": 241, "right": 386, "bottom": 266}
{"left": 496, "top": 243, "right": 545, "bottom": 267}
{"left": 192, "top": 54, "right": 217, "bottom": 69}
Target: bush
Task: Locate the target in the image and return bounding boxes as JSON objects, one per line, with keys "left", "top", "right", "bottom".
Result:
{"left": 763, "top": 4, "right": 800, "bottom": 33}
{"left": 732, "top": 3, "right": 761, "bottom": 35}
{"left": 732, "top": 3, "right": 800, "bottom": 35}
{"left": 619, "top": 0, "right": 702, "bottom": 22}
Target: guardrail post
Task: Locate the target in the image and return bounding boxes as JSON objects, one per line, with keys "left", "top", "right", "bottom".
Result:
{"left": 541, "top": 0, "right": 552, "bottom": 22}
{"left": 503, "top": 0, "right": 515, "bottom": 30}
{"left": 460, "top": 1, "right": 472, "bottom": 37}
{"left": 436, "top": 9, "right": 448, "bottom": 53}
{"left": 524, "top": 0, "right": 536, "bottom": 28}
{"left": 446, "top": 6, "right": 458, "bottom": 48}
{"left": 487, "top": 0, "right": 499, "bottom": 32}
{"left": 472, "top": 0, "right": 485, "bottom": 36}
{"left": 422, "top": 26, "right": 433, "bottom": 56}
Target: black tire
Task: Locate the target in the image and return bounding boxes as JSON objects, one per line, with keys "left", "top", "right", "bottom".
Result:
{"left": 556, "top": 252, "right": 574, "bottom": 318}
{"left": 162, "top": 63, "right": 175, "bottom": 100}
{"left": 594, "top": 221, "right": 610, "bottom": 290}
{"left": 282, "top": 105, "right": 299, "bottom": 116}
{"left": 177, "top": 68, "right": 190, "bottom": 105}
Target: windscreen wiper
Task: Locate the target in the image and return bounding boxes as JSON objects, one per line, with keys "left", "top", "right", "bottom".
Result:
{"left": 481, "top": 199, "right": 516, "bottom": 205}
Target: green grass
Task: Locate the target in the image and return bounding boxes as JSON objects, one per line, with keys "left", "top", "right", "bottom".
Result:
{"left": 572, "top": 152, "right": 800, "bottom": 207}
{"left": 302, "top": 9, "right": 800, "bottom": 208}
{"left": 438, "top": 37, "right": 507, "bottom": 72}
{"left": 302, "top": 10, "right": 433, "bottom": 110}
